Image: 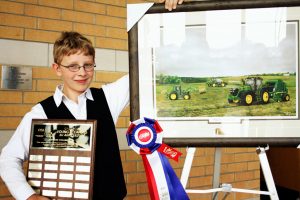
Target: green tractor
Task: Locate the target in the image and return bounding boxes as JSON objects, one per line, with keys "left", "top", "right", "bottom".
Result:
{"left": 207, "top": 78, "right": 227, "bottom": 87}
{"left": 168, "top": 85, "right": 191, "bottom": 100}
{"left": 227, "top": 77, "right": 290, "bottom": 106}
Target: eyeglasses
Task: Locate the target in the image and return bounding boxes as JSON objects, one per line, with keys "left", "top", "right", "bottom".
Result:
{"left": 58, "top": 63, "right": 96, "bottom": 72}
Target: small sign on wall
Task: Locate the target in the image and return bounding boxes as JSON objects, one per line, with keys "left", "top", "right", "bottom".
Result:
{"left": 1, "top": 65, "right": 32, "bottom": 90}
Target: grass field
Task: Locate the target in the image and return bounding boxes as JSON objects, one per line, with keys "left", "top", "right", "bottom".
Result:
{"left": 155, "top": 75, "right": 297, "bottom": 118}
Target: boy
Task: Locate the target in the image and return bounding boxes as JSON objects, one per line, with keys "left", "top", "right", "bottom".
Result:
{"left": 0, "top": 32, "right": 129, "bottom": 200}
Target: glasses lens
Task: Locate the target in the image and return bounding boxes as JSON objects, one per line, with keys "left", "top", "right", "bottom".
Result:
{"left": 84, "top": 64, "right": 95, "bottom": 72}
{"left": 69, "top": 65, "right": 80, "bottom": 72}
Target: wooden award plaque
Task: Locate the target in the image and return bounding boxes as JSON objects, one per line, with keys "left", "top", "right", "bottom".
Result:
{"left": 27, "top": 119, "right": 97, "bottom": 199}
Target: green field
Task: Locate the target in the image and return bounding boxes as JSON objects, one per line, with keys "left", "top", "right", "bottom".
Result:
{"left": 155, "top": 75, "right": 297, "bottom": 118}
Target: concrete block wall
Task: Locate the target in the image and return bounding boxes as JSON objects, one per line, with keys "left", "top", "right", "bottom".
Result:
{"left": 0, "top": 0, "right": 260, "bottom": 199}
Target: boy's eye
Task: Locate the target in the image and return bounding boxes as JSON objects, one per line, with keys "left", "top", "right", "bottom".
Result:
{"left": 68, "top": 64, "right": 80, "bottom": 70}
{"left": 83, "top": 64, "right": 94, "bottom": 69}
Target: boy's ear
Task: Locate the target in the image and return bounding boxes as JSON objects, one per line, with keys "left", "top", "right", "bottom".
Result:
{"left": 52, "top": 63, "right": 62, "bottom": 76}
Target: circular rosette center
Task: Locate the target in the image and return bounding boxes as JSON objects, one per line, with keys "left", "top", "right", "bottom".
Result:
{"left": 131, "top": 123, "right": 158, "bottom": 150}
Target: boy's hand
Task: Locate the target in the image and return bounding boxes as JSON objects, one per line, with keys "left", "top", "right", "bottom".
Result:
{"left": 27, "top": 194, "right": 51, "bottom": 200}
{"left": 159, "top": 0, "right": 184, "bottom": 11}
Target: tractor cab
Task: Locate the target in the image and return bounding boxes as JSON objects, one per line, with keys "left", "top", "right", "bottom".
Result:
{"left": 244, "top": 77, "right": 263, "bottom": 91}
{"left": 174, "top": 85, "right": 181, "bottom": 92}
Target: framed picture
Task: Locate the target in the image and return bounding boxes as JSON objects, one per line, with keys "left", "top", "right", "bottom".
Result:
{"left": 128, "top": 0, "right": 300, "bottom": 146}
{"left": 27, "top": 119, "right": 97, "bottom": 199}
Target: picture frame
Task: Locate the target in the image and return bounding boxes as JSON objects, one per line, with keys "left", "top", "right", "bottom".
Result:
{"left": 128, "top": 0, "right": 300, "bottom": 147}
{"left": 27, "top": 119, "right": 97, "bottom": 199}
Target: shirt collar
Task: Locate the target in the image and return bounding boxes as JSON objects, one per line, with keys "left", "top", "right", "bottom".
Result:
{"left": 53, "top": 85, "right": 94, "bottom": 107}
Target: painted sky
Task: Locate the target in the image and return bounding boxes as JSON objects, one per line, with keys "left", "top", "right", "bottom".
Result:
{"left": 155, "top": 22, "right": 297, "bottom": 77}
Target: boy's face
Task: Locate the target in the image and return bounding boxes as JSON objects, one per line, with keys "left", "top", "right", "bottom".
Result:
{"left": 53, "top": 51, "right": 94, "bottom": 100}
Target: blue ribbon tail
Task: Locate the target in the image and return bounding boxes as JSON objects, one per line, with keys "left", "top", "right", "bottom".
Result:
{"left": 159, "top": 153, "right": 190, "bottom": 200}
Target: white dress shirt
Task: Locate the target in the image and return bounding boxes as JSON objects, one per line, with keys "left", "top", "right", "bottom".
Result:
{"left": 0, "top": 75, "right": 129, "bottom": 200}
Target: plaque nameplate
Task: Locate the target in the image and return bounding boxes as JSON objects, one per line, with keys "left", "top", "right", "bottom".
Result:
{"left": 27, "top": 119, "right": 97, "bottom": 199}
{"left": 1, "top": 65, "right": 32, "bottom": 90}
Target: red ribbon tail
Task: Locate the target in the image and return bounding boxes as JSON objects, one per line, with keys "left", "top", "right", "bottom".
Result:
{"left": 142, "top": 155, "right": 159, "bottom": 200}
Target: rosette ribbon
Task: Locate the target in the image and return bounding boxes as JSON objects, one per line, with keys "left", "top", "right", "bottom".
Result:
{"left": 126, "top": 117, "right": 189, "bottom": 200}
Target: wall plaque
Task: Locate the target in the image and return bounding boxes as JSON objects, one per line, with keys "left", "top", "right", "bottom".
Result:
{"left": 1, "top": 65, "right": 32, "bottom": 90}
{"left": 27, "top": 119, "right": 97, "bottom": 199}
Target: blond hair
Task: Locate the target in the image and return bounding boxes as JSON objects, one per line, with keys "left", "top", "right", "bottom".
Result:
{"left": 53, "top": 32, "right": 95, "bottom": 64}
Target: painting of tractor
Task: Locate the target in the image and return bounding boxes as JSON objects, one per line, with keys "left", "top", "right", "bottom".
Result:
{"left": 227, "top": 76, "right": 290, "bottom": 106}
{"left": 168, "top": 85, "right": 191, "bottom": 100}
{"left": 206, "top": 78, "right": 227, "bottom": 87}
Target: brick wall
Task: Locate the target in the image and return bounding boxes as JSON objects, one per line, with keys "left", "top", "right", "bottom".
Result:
{"left": 0, "top": 0, "right": 260, "bottom": 199}
{"left": 0, "top": 0, "right": 128, "bottom": 50}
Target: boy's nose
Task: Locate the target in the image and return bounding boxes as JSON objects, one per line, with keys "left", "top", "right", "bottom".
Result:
{"left": 78, "top": 66, "right": 87, "bottom": 75}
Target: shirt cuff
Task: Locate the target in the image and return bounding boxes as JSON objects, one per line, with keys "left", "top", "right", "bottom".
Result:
{"left": 9, "top": 183, "right": 36, "bottom": 200}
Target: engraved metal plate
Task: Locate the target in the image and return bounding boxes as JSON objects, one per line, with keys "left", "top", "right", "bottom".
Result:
{"left": 1, "top": 65, "right": 32, "bottom": 90}
{"left": 27, "top": 119, "right": 97, "bottom": 199}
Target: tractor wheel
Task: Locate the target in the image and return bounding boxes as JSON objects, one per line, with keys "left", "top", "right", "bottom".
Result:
{"left": 241, "top": 92, "right": 253, "bottom": 106}
{"left": 261, "top": 89, "right": 269, "bottom": 104}
{"left": 283, "top": 94, "right": 290, "bottom": 101}
{"left": 183, "top": 94, "right": 191, "bottom": 100}
{"left": 169, "top": 93, "right": 178, "bottom": 100}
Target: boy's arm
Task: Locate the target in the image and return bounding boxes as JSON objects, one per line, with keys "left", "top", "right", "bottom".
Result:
{"left": 0, "top": 115, "right": 35, "bottom": 199}
{"left": 102, "top": 74, "right": 129, "bottom": 124}
{"left": 0, "top": 156, "right": 35, "bottom": 199}
{"left": 0, "top": 105, "right": 47, "bottom": 200}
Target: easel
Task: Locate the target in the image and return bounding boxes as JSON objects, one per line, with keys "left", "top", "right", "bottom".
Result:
{"left": 180, "top": 146, "right": 280, "bottom": 200}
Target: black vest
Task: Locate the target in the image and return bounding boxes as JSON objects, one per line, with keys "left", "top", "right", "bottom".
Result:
{"left": 40, "top": 88, "right": 127, "bottom": 199}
